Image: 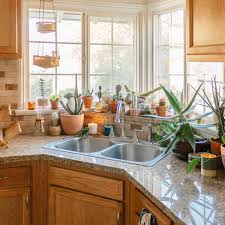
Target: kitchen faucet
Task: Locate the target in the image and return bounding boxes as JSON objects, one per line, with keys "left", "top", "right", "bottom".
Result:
{"left": 115, "top": 100, "right": 126, "bottom": 139}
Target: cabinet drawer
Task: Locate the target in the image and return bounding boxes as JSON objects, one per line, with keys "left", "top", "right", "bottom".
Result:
{"left": 48, "top": 167, "right": 123, "bottom": 201}
{"left": 132, "top": 188, "right": 172, "bottom": 225}
{"left": 0, "top": 167, "right": 31, "bottom": 188}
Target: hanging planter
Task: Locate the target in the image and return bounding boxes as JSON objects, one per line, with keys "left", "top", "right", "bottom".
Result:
{"left": 33, "top": 51, "right": 60, "bottom": 68}
{"left": 33, "top": 0, "right": 60, "bottom": 69}
{"left": 37, "top": 0, "right": 56, "bottom": 33}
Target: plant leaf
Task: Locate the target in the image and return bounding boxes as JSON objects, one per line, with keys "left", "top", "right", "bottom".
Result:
{"left": 222, "top": 134, "right": 225, "bottom": 144}
{"left": 187, "top": 111, "right": 213, "bottom": 122}
{"left": 187, "top": 158, "right": 200, "bottom": 173}
{"left": 160, "top": 85, "right": 182, "bottom": 113}
{"left": 164, "top": 135, "right": 180, "bottom": 154}
{"left": 183, "top": 123, "right": 195, "bottom": 151}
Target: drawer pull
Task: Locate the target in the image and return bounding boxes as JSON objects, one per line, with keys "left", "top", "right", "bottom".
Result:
{"left": 0, "top": 176, "right": 8, "bottom": 180}
{"left": 117, "top": 212, "right": 121, "bottom": 225}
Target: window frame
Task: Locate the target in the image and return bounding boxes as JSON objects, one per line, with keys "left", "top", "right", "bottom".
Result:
{"left": 21, "top": 1, "right": 143, "bottom": 108}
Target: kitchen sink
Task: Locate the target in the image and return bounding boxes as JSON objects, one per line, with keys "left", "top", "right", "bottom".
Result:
{"left": 43, "top": 137, "right": 115, "bottom": 154}
{"left": 43, "top": 137, "right": 166, "bottom": 166}
{"left": 100, "top": 143, "right": 166, "bottom": 166}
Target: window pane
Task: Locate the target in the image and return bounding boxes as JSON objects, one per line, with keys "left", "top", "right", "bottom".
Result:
{"left": 57, "top": 75, "right": 82, "bottom": 97}
{"left": 57, "top": 44, "right": 82, "bottom": 74}
{"left": 169, "top": 47, "right": 184, "bottom": 74}
{"left": 90, "top": 45, "right": 112, "bottom": 74}
{"left": 90, "top": 75, "right": 112, "bottom": 91}
{"left": 57, "top": 13, "right": 81, "bottom": 43}
{"left": 30, "top": 75, "right": 55, "bottom": 100}
{"left": 113, "top": 18, "right": 133, "bottom": 45}
{"left": 29, "top": 11, "right": 55, "bottom": 42}
{"left": 113, "top": 46, "right": 134, "bottom": 88}
{"left": 159, "top": 13, "right": 171, "bottom": 45}
{"left": 29, "top": 42, "right": 56, "bottom": 74}
{"left": 90, "top": 17, "right": 112, "bottom": 44}
{"left": 171, "top": 10, "right": 184, "bottom": 45}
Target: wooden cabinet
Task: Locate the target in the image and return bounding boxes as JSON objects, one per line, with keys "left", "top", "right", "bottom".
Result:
{"left": 0, "top": 187, "right": 30, "bottom": 225}
{"left": 130, "top": 184, "right": 172, "bottom": 225}
{"left": 0, "top": 0, "right": 21, "bottom": 59}
{"left": 48, "top": 186, "right": 123, "bottom": 225}
{"left": 48, "top": 167, "right": 124, "bottom": 225}
{"left": 187, "top": 0, "right": 225, "bottom": 61}
{"left": 0, "top": 167, "right": 31, "bottom": 225}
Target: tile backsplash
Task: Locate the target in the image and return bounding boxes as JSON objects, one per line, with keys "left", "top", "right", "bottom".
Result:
{"left": 0, "top": 60, "right": 19, "bottom": 109}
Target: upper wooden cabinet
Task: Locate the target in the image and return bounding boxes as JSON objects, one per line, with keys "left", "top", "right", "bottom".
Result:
{"left": 0, "top": 0, "right": 21, "bottom": 59}
{"left": 186, "top": 0, "right": 225, "bottom": 61}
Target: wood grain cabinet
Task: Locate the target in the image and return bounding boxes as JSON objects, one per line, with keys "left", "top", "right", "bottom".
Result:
{"left": 130, "top": 184, "right": 172, "bottom": 225}
{"left": 187, "top": 0, "right": 225, "bottom": 61}
{"left": 0, "top": 167, "right": 31, "bottom": 225}
{"left": 0, "top": 0, "right": 21, "bottom": 59}
{"left": 48, "top": 167, "right": 124, "bottom": 225}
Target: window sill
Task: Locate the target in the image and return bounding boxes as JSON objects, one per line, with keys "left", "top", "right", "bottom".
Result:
{"left": 15, "top": 108, "right": 66, "bottom": 116}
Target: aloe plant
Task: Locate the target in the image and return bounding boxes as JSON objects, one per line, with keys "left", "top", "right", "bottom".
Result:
{"left": 155, "top": 83, "right": 214, "bottom": 154}
{"left": 60, "top": 75, "right": 83, "bottom": 115}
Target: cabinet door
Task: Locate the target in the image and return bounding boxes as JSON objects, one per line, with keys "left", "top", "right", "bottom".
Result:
{"left": 0, "top": 187, "right": 31, "bottom": 225}
{"left": 187, "top": 0, "right": 225, "bottom": 61}
{"left": 130, "top": 185, "right": 172, "bottom": 225}
{"left": 0, "top": 0, "right": 21, "bottom": 58}
{"left": 48, "top": 186, "right": 123, "bottom": 225}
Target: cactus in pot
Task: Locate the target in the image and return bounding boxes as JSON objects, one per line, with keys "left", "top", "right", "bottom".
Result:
{"left": 37, "top": 78, "right": 48, "bottom": 107}
{"left": 111, "top": 84, "right": 123, "bottom": 113}
{"left": 60, "top": 75, "right": 84, "bottom": 135}
{"left": 83, "top": 90, "right": 94, "bottom": 109}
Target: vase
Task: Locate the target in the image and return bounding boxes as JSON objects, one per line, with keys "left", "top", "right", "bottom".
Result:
{"left": 60, "top": 113, "right": 84, "bottom": 135}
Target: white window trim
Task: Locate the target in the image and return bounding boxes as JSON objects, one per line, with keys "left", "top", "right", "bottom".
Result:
{"left": 20, "top": 0, "right": 146, "bottom": 108}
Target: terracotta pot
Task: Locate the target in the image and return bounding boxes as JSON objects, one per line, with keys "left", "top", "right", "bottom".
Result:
{"left": 83, "top": 96, "right": 93, "bottom": 108}
{"left": 50, "top": 100, "right": 59, "bottom": 109}
{"left": 221, "top": 144, "right": 225, "bottom": 169}
{"left": 49, "top": 126, "right": 61, "bottom": 136}
{"left": 156, "top": 106, "right": 167, "bottom": 117}
{"left": 38, "top": 98, "right": 48, "bottom": 107}
{"left": 111, "top": 100, "right": 118, "bottom": 113}
{"left": 60, "top": 113, "right": 84, "bottom": 135}
{"left": 210, "top": 139, "right": 221, "bottom": 156}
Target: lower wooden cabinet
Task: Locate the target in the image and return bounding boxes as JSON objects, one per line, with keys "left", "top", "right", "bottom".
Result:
{"left": 130, "top": 184, "right": 172, "bottom": 225}
{"left": 48, "top": 186, "right": 123, "bottom": 225}
{"left": 0, "top": 187, "right": 31, "bottom": 225}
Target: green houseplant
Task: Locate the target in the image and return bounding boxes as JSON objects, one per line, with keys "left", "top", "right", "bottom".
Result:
{"left": 156, "top": 83, "right": 213, "bottom": 159}
{"left": 83, "top": 90, "right": 94, "bottom": 109}
{"left": 60, "top": 76, "right": 84, "bottom": 135}
{"left": 50, "top": 95, "right": 59, "bottom": 110}
{"left": 37, "top": 78, "right": 48, "bottom": 107}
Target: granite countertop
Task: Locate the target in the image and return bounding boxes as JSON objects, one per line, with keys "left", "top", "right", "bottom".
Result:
{"left": 0, "top": 135, "right": 225, "bottom": 225}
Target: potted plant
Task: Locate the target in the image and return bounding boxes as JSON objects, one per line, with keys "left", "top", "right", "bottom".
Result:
{"left": 111, "top": 84, "right": 123, "bottom": 113}
{"left": 193, "top": 76, "right": 225, "bottom": 156}
{"left": 60, "top": 86, "right": 84, "bottom": 135}
{"left": 37, "top": 78, "right": 48, "bottom": 107}
{"left": 50, "top": 95, "right": 59, "bottom": 110}
{"left": 156, "top": 83, "right": 213, "bottom": 160}
{"left": 83, "top": 90, "right": 94, "bottom": 109}
{"left": 156, "top": 97, "right": 167, "bottom": 117}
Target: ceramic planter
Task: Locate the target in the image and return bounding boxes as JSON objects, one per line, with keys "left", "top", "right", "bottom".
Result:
{"left": 156, "top": 106, "right": 167, "bottom": 117}
{"left": 49, "top": 126, "right": 61, "bottom": 136}
{"left": 221, "top": 144, "right": 225, "bottom": 169}
{"left": 210, "top": 139, "right": 221, "bottom": 155}
{"left": 37, "top": 98, "right": 48, "bottom": 107}
{"left": 110, "top": 100, "right": 118, "bottom": 113}
{"left": 60, "top": 113, "right": 84, "bottom": 135}
{"left": 50, "top": 100, "right": 59, "bottom": 110}
{"left": 83, "top": 96, "right": 93, "bottom": 109}
{"left": 104, "top": 125, "right": 113, "bottom": 136}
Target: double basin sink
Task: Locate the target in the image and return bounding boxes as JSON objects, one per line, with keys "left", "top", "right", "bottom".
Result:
{"left": 43, "top": 137, "right": 166, "bottom": 167}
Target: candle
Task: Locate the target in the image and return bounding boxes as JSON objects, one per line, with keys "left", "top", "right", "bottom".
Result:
{"left": 201, "top": 153, "right": 218, "bottom": 177}
{"left": 88, "top": 123, "right": 98, "bottom": 135}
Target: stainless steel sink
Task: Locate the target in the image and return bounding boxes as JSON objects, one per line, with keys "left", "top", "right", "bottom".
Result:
{"left": 43, "top": 137, "right": 115, "bottom": 154}
{"left": 43, "top": 137, "right": 166, "bottom": 166}
{"left": 100, "top": 143, "right": 166, "bottom": 166}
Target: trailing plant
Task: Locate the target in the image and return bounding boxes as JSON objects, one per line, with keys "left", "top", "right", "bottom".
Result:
{"left": 60, "top": 75, "right": 83, "bottom": 115}
{"left": 39, "top": 78, "right": 46, "bottom": 99}
{"left": 155, "top": 83, "right": 214, "bottom": 154}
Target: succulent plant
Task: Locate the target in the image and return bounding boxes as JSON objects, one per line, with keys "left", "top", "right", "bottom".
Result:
{"left": 97, "top": 86, "right": 102, "bottom": 102}
{"left": 84, "top": 90, "right": 94, "bottom": 97}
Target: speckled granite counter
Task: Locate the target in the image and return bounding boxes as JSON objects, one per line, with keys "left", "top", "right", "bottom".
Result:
{"left": 0, "top": 135, "right": 225, "bottom": 225}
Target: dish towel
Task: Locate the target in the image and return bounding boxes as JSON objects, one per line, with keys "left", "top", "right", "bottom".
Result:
{"left": 138, "top": 212, "right": 152, "bottom": 225}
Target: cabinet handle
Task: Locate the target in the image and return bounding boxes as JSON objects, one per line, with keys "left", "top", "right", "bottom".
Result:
{"left": 26, "top": 194, "right": 32, "bottom": 225}
{"left": 117, "top": 211, "right": 121, "bottom": 225}
{"left": 0, "top": 176, "right": 8, "bottom": 180}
